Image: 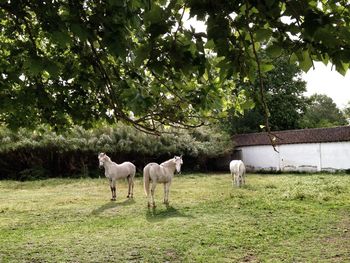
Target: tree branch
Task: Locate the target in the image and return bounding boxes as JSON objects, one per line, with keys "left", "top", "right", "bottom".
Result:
{"left": 244, "top": 1, "right": 278, "bottom": 152}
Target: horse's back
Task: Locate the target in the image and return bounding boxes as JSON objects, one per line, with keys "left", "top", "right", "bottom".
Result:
{"left": 144, "top": 162, "right": 158, "bottom": 169}
{"left": 147, "top": 163, "right": 161, "bottom": 175}
{"left": 118, "top": 161, "right": 136, "bottom": 176}
{"left": 239, "top": 161, "right": 246, "bottom": 175}
{"left": 230, "top": 160, "right": 245, "bottom": 174}
{"left": 143, "top": 162, "right": 157, "bottom": 177}
{"left": 144, "top": 162, "right": 171, "bottom": 183}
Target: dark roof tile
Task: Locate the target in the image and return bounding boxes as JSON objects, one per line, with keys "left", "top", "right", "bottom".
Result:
{"left": 233, "top": 126, "right": 350, "bottom": 147}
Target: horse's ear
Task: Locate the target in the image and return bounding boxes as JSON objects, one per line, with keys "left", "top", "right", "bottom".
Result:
{"left": 180, "top": 155, "right": 183, "bottom": 159}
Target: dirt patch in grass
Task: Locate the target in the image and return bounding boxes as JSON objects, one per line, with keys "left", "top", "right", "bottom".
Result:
{"left": 240, "top": 252, "right": 260, "bottom": 263}
{"left": 319, "top": 215, "right": 350, "bottom": 262}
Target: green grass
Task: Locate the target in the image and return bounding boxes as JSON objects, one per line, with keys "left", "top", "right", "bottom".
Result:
{"left": 1, "top": 173, "right": 350, "bottom": 262}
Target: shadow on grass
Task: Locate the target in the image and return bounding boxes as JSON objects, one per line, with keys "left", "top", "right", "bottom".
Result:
{"left": 91, "top": 198, "right": 135, "bottom": 215}
{"left": 146, "top": 205, "right": 193, "bottom": 222}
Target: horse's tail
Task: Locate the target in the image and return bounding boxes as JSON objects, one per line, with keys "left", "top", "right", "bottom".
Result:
{"left": 131, "top": 163, "right": 136, "bottom": 179}
{"left": 143, "top": 164, "right": 151, "bottom": 196}
{"left": 240, "top": 161, "right": 246, "bottom": 176}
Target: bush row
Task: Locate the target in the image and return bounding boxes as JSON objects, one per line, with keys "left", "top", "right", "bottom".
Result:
{"left": 0, "top": 124, "right": 233, "bottom": 180}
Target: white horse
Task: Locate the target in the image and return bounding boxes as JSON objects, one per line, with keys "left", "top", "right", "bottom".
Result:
{"left": 230, "top": 160, "right": 246, "bottom": 187}
{"left": 143, "top": 156, "right": 183, "bottom": 208}
{"left": 98, "top": 153, "right": 136, "bottom": 201}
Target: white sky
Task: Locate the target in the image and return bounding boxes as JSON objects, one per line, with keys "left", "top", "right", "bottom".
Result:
{"left": 302, "top": 62, "right": 350, "bottom": 109}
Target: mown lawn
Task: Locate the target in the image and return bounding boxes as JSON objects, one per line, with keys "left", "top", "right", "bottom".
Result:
{"left": 0, "top": 173, "right": 349, "bottom": 262}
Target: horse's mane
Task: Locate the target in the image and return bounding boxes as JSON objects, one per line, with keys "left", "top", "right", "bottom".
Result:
{"left": 100, "top": 153, "right": 112, "bottom": 163}
{"left": 160, "top": 158, "right": 174, "bottom": 167}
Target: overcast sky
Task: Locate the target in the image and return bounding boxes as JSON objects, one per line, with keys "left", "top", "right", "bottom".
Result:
{"left": 302, "top": 62, "right": 350, "bottom": 109}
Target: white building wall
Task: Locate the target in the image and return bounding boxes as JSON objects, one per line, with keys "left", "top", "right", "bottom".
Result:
{"left": 321, "top": 142, "right": 350, "bottom": 171}
{"left": 237, "top": 142, "right": 350, "bottom": 172}
{"left": 279, "top": 143, "right": 321, "bottom": 172}
{"left": 238, "top": 145, "right": 280, "bottom": 172}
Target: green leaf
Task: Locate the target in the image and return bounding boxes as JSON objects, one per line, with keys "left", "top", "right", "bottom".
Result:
{"left": 290, "top": 53, "right": 298, "bottom": 64}
{"left": 335, "top": 62, "right": 349, "bottom": 76}
{"left": 134, "top": 44, "right": 151, "bottom": 67}
{"left": 144, "top": 5, "right": 163, "bottom": 24}
{"left": 24, "top": 57, "right": 44, "bottom": 76}
{"left": 299, "top": 50, "right": 313, "bottom": 72}
{"left": 205, "top": 39, "right": 215, "bottom": 49}
{"left": 241, "top": 99, "right": 255, "bottom": 110}
{"left": 189, "top": 43, "right": 197, "bottom": 55}
{"left": 45, "top": 61, "right": 60, "bottom": 78}
{"left": 108, "top": 0, "right": 125, "bottom": 7}
{"left": 265, "top": 44, "right": 282, "bottom": 58}
{"left": 70, "top": 24, "right": 89, "bottom": 41}
{"left": 51, "top": 31, "right": 71, "bottom": 47}
{"left": 260, "top": 64, "right": 275, "bottom": 72}
{"left": 255, "top": 29, "right": 272, "bottom": 42}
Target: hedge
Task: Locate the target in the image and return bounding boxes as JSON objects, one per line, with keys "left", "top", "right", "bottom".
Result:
{"left": 0, "top": 124, "right": 233, "bottom": 180}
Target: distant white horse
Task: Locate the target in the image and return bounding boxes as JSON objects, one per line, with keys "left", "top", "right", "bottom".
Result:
{"left": 230, "top": 160, "right": 246, "bottom": 187}
{"left": 98, "top": 153, "right": 136, "bottom": 201}
{"left": 143, "top": 156, "right": 183, "bottom": 207}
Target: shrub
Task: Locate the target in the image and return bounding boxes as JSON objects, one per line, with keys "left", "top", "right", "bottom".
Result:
{"left": 0, "top": 124, "right": 233, "bottom": 180}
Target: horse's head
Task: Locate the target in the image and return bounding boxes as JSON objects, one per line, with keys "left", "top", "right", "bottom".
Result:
{"left": 174, "top": 155, "right": 183, "bottom": 174}
{"left": 98, "top": 152, "right": 107, "bottom": 168}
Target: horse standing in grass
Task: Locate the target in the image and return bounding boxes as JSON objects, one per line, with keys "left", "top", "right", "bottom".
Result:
{"left": 98, "top": 153, "right": 136, "bottom": 201}
{"left": 143, "top": 156, "right": 183, "bottom": 208}
{"left": 230, "top": 160, "right": 246, "bottom": 187}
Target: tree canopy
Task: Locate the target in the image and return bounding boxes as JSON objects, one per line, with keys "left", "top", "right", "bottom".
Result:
{"left": 224, "top": 54, "right": 308, "bottom": 134}
{"left": 343, "top": 101, "right": 350, "bottom": 122}
{"left": 1, "top": 0, "right": 350, "bottom": 132}
{"left": 300, "top": 94, "right": 348, "bottom": 128}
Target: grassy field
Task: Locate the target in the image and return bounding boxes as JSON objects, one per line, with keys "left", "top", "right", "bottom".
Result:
{"left": 0, "top": 173, "right": 349, "bottom": 263}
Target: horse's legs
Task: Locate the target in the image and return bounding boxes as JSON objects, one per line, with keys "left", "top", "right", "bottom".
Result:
{"left": 130, "top": 177, "right": 134, "bottom": 198}
{"left": 109, "top": 179, "right": 115, "bottom": 201}
{"left": 127, "top": 175, "right": 131, "bottom": 198}
{"left": 164, "top": 182, "right": 171, "bottom": 205}
{"left": 237, "top": 175, "right": 242, "bottom": 187}
{"left": 150, "top": 181, "right": 157, "bottom": 207}
{"left": 126, "top": 175, "right": 135, "bottom": 198}
{"left": 111, "top": 179, "right": 117, "bottom": 201}
{"left": 163, "top": 183, "right": 166, "bottom": 204}
{"left": 235, "top": 174, "right": 240, "bottom": 187}
{"left": 114, "top": 180, "right": 117, "bottom": 199}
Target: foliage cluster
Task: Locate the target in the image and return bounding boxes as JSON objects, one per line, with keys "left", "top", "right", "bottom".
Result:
{"left": 223, "top": 55, "right": 308, "bottom": 134}
{"left": 1, "top": 1, "right": 350, "bottom": 133}
{"left": 0, "top": 124, "right": 232, "bottom": 180}
{"left": 300, "top": 94, "right": 348, "bottom": 128}
{"left": 223, "top": 54, "right": 349, "bottom": 134}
